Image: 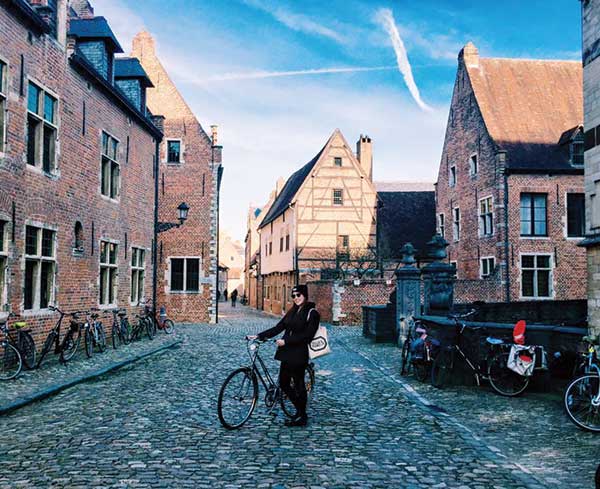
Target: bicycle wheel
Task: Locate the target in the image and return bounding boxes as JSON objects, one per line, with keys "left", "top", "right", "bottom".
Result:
{"left": 281, "top": 365, "right": 315, "bottom": 418}
{"left": 414, "top": 361, "right": 431, "bottom": 383}
{"left": 306, "top": 363, "right": 316, "bottom": 397}
{"left": 84, "top": 328, "right": 93, "bottom": 358}
{"left": 112, "top": 322, "right": 121, "bottom": 349}
{"left": 564, "top": 374, "right": 600, "bottom": 432}
{"left": 37, "top": 331, "right": 57, "bottom": 368}
{"left": 145, "top": 318, "right": 155, "bottom": 340}
{"left": 19, "top": 331, "right": 37, "bottom": 370}
{"left": 121, "top": 319, "right": 132, "bottom": 344}
{"left": 61, "top": 330, "right": 79, "bottom": 363}
{"left": 488, "top": 352, "right": 529, "bottom": 397}
{"left": 431, "top": 347, "right": 453, "bottom": 388}
{"left": 96, "top": 323, "right": 106, "bottom": 352}
{"left": 217, "top": 367, "right": 258, "bottom": 430}
{"left": 149, "top": 318, "right": 157, "bottom": 338}
{"left": 0, "top": 342, "right": 22, "bottom": 380}
{"left": 163, "top": 319, "right": 175, "bottom": 334}
{"left": 400, "top": 339, "right": 412, "bottom": 376}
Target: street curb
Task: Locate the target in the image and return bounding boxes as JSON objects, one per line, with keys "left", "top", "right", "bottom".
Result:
{"left": 0, "top": 339, "right": 182, "bottom": 416}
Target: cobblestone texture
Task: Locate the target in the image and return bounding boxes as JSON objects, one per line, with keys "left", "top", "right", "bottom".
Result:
{"left": 0, "top": 304, "right": 596, "bottom": 488}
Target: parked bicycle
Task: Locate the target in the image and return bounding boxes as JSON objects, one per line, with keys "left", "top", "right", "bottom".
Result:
{"left": 0, "top": 313, "right": 36, "bottom": 380}
{"left": 431, "top": 310, "right": 539, "bottom": 396}
{"left": 564, "top": 335, "right": 600, "bottom": 432}
{"left": 37, "top": 306, "right": 82, "bottom": 367}
{"left": 111, "top": 309, "right": 131, "bottom": 348}
{"left": 83, "top": 308, "right": 106, "bottom": 358}
{"left": 400, "top": 316, "right": 439, "bottom": 382}
{"left": 131, "top": 309, "right": 154, "bottom": 341}
{"left": 141, "top": 300, "right": 174, "bottom": 335}
{"left": 217, "top": 337, "right": 315, "bottom": 430}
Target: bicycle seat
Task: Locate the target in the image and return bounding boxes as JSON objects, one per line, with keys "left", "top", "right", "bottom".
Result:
{"left": 13, "top": 321, "right": 27, "bottom": 329}
{"left": 486, "top": 337, "right": 504, "bottom": 345}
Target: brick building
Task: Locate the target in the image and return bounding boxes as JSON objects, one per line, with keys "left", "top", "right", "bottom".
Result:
{"left": 131, "top": 31, "right": 222, "bottom": 324}
{"left": 436, "top": 43, "right": 585, "bottom": 303}
{"left": 0, "top": 0, "right": 162, "bottom": 343}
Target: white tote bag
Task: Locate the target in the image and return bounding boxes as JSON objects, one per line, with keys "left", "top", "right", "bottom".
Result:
{"left": 307, "top": 309, "right": 331, "bottom": 360}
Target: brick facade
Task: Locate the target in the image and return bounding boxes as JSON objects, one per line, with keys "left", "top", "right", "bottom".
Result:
{"left": 0, "top": 2, "right": 161, "bottom": 345}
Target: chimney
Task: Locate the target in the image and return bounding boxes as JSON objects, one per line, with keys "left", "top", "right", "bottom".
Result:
{"left": 356, "top": 134, "right": 373, "bottom": 181}
{"left": 69, "top": 0, "right": 94, "bottom": 19}
{"left": 211, "top": 125, "right": 218, "bottom": 146}
{"left": 459, "top": 41, "right": 479, "bottom": 69}
{"left": 131, "top": 31, "right": 156, "bottom": 61}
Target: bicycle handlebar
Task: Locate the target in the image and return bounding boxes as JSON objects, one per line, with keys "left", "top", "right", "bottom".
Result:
{"left": 448, "top": 309, "right": 477, "bottom": 321}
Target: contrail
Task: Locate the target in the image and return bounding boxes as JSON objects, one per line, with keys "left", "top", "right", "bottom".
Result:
{"left": 192, "top": 66, "right": 397, "bottom": 83}
{"left": 375, "top": 8, "right": 432, "bottom": 112}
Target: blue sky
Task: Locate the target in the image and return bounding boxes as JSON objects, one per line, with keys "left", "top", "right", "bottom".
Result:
{"left": 94, "top": 0, "right": 582, "bottom": 242}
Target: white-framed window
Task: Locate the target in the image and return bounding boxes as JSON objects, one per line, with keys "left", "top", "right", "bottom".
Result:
{"left": 449, "top": 166, "right": 456, "bottom": 187}
{"left": 333, "top": 189, "right": 343, "bottom": 205}
{"left": 437, "top": 213, "right": 445, "bottom": 238}
{"left": 27, "top": 81, "right": 58, "bottom": 173}
{"left": 334, "top": 156, "right": 342, "bottom": 167}
{"left": 130, "top": 247, "right": 145, "bottom": 304}
{"left": 479, "top": 196, "right": 493, "bottom": 236}
{"left": 101, "top": 131, "right": 120, "bottom": 199}
{"left": 480, "top": 256, "right": 495, "bottom": 278}
{"left": 99, "top": 240, "right": 118, "bottom": 306}
{"left": 469, "top": 154, "right": 478, "bottom": 176}
{"left": 24, "top": 224, "right": 56, "bottom": 310}
{"left": 452, "top": 207, "right": 460, "bottom": 241}
{"left": 450, "top": 260, "right": 458, "bottom": 278}
{"left": 170, "top": 257, "right": 200, "bottom": 293}
{"left": 0, "top": 58, "right": 7, "bottom": 155}
{"left": 279, "top": 235, "right": 283, "bottom": 252}
{"left": 521, "top": 254, "right": 553, "bottom": 298}
{"left": 520, "top": 193, "right": 547, "bottom": 236}
{"left": 0, "top": 219, "right": 8, "bottom": 310}
{"left": 566, "top": 193, "right": 585, "bottom": 238}
{"left": 166, "top": 139, "right": 181, "bottom": 163}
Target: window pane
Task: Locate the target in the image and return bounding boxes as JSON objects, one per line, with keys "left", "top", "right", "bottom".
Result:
{"left": 41, "top": 229, "right": 54, "bottom": 257}
{"left": 101, "top": 158, "right": 110, "bottom": 196}
{"left": 533, "top": 220, "right": 546, "bottom": 236}
{"left": 102, "top": 132, "right": 108, "bottom": 155}
{"left": 111, "top": 162, "right": 119, "bottom": 198}
{"left": 0, "top": 62, "right": 4, "bottom": 94}
{"left": 109, "top": 269, "right": 117, "bottom": 303}
{"left": 40, "top": 262, "right": 53, "bottom": 308}
{"left": 167, "top": 141, "right": 181, "bottom": 162}
{"left": 28, "top": 83, "right": 40, "bottom": 114}
{"left": 131, "top": 248, "right": 137, "bottom": 267}
{"left": 110, "top": 138, "right": 117, "bottom": 160}
{"left": 109, "top": 243, "right": 117, "bottom": 264}
{"left": 0, "top": 221, "right": 5, "bottom": 253}
{"left": 567, "top": 193, "right": 585, "bottom": 237}
{"left": 0, "top": 257, "right": 5, "bottom": 306}
{"left": 100, "top": 241, "right": 107, "bottom": 264}
{"left": 139, "top": 250, "right": 145, "bottom": 267}
{"left": 521, "top": 255, "right": 535, "bottom": 268}
{"left": 537, "top": 270, "right": 550, "bottom": 297}
{"left": 43, "top": 126, "right": 55, "bottom": 173}
{"left": 25, "top": 226, "right": 38, "bottom": 255}
{"left": 522, "top": 270, "right": 534, "bottom": 297}
{"left": 44, "top": 93, "right": 56, "bottom": 123}
{"left": 171, "top": 259, "right": 184, "bottom": 291}
{"left": 334, "top": 157, "right": 342, "bottom": 166}
{"left": 536, "top": 256, "right": 550, "bottom": 268}
{"left": 24, "top": 260, "right": 37, "bottom": 309}
{"left": 27, "top": 116, "right": 39, "bottom": 166}
{"left": 0, "top": 99, "right": 5, "bottom": 154}
{"left": 131, "top": 269, "right": 138, "bottom": 302}
{"left": 138, "top": 271, "right": 144, "bottom": 300}
{"left": 186, "top": 259, "right": 199, "bottom": 291}
{"left": 100, "top": 267, "right": 107, "bottom": 304}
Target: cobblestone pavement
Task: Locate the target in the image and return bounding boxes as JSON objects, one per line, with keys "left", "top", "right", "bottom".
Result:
{"left": 0, "top": 303, "right": 596, "bottom": 488}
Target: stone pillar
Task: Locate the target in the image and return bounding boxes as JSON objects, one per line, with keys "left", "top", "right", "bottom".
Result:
{"left": 422, "top": 235, "right": 455, "bottom": 315}
{"left": 395, "top": 243, "right": 421, "bottom": 343}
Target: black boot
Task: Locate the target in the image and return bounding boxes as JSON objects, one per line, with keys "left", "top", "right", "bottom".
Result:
{"left": 285, "top": 414, "right": 307, "bottom": 427}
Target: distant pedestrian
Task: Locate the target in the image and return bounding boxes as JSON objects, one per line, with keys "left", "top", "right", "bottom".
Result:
{"left": 231, "top": 289, "right": 238, "bottom": 307}
{"left": 224, "top": 289, "right": 228, "bottom": 301}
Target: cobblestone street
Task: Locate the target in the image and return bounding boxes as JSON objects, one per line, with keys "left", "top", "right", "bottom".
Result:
{"left": 0, "top": 304, "right": 598, "bottom": 488}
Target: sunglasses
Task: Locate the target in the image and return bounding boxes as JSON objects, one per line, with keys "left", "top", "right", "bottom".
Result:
{"left": 291, "top": 293, "right": 303, "bottom": 298}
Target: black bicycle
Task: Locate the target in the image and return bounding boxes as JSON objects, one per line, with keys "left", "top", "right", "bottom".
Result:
{"left": 431, "top": 310, "right": 531, "bottom": 396}
{"left": 131, "top": 309, "right": 154, "bottom": 341}
{"left": 217, "top": 337, "right": 315, "bottom": 430}
{"left": 0, "top": 313, "right": 36, "bottom": 379}
{"left": 37, "top": 306, "right": 82, "bottom": 367}
{"left": 400, "top": 316, "right": 438, "bottom": 382}
{"left": 111, "top": 309, "right": 131, "bottom": 348}
{"left": 83, "top": 309, "right": 106, "bottom": 358}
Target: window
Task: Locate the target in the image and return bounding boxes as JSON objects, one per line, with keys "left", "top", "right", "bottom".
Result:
{"left": 99, "top": 241, "right": 118, "bottom": 305}
{"left": 337, "top": 235, "right": 349, "bottom": 260}
{"left": 452, "top": 207, "right": 460, "bottom": 241}
{"left": 167, "top": 140, "right": 181, "bottom": 163}
{"left": 101, "top": 131, "right": 120, "bottom": 199}
{"left": 279, "top": 236, "right": 283, "bottom": 252}
{"left": 469, "top": 154, "right": 478, "bottom": 176}
{"left": 0, "top": 220, "right": 7, "bottom": 310}
{"left": 521, "top": 255, "right": 552, "bottom": 298}
{"left": 480, "top": 257, "right": 495, "bottom": 278}
{"left": 450, "top": 260, "right": 458, "bottom": 278}
{"left": 130, "top": 247, "right": 145, "bottom": 304}
{"left": 265, "top": 243, "right": 268, "bottom": 256}
{"left": 334, "top": 157, "right": 342, "bottom": 167}
{"left": 285, "top": 234, "right": 290, "bottom": 251}
{"left": 73, "top": 221, "right": 83, "bottom": 251}
{"left": 24, "top": 225, "right": 56, "bottom": 310}
{"left": 170, "top": 258, "right": 200, "bottom": 293}
{"left": 269, "top": 241, "right": 272, "bottom": 255}
{"left": 0, "top": 60, "right": 6, "bottom": 154}
{"left": 438, "top": 213, "right": 445, "bottom": 238}
{"left": 479, "top": 196, "right": 493, "bottom": 236}
{"left": 571, "top": 133, "right": 584, "bottom": 166}
{"left": 567, "top": 193, "right": 585, "bottom": 238}
{"left": 27, "top": 82, "right": 58, "bottom": 173}
{"left": 333, "top": 189, "right": 343, "bottom": 205}
{"left": 449, "top": 166, "right": 456, "bottom": 187}
{"left": 520, "top": 193, "right": 547, "bottom": 236}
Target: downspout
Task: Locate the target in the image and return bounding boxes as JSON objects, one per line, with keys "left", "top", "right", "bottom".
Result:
{"left": 214, "top": 145, "right": 223, "bottom": 323}
{"left": 500, "top": 151, "right": 511, "bottom": 303}
{"left": 152, "top": 138, "right": 160, "bottom": 318}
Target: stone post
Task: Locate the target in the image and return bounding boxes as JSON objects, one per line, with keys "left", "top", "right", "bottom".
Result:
{"left": 395, "top": 243, "right": 421, "bottom": 343}
{"left": 422, "top": 235, "right": 455, "bottom": 315}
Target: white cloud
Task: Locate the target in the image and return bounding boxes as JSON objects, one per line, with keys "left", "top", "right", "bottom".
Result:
{"left": 375, "top": 8, "right": 433, "bottom": 112}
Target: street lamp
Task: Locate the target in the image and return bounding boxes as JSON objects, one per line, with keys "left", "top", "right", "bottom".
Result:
{"left": 157, "top": 202, "right": 190, "bottom": 233}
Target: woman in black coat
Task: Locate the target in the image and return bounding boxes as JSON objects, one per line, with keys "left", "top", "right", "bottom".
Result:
{"left": 251, "top": 284, "right": 320, "bottom": 427}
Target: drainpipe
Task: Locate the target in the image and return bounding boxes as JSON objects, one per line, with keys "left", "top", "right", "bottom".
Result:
{"left": 214, "top": 145, "right": 224, "bottom": 323}
{"left": 499, "top": 151, "right": 511, "bottom": 303}
{"left": 152, "top": 138, "right": 160, "bottom": 318}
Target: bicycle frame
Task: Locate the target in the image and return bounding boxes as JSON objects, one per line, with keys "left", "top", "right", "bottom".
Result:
{"left": 246, "top": 340, "right": 279, "bottom": 396}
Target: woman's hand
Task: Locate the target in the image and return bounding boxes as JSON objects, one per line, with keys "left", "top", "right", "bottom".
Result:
{"left": 275, "top": 339, "right": 285, "bottom": 347}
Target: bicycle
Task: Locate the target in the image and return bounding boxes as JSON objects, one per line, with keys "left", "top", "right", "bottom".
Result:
{"left": 141, "top": 300, "right": 174, "bottom": 335}
{"left": 399, "top": 316, "right": 438, "bottom": 382}
{"left": 0, "top": 313, "right": 36, "bottom": 377}
{"left": 131, "top": 309, "right": 154, "bottom": 341}
{"left": 83, "top": 309, "right": 106, "bottom": 358}
{"left": 564, "top": 335, "right": 600, "bottom": 432}
{"left": 110, "top": 309, "right": 131, "bottom": 348}
{"left": 37, "top": 306, "right": 82, "bottom": 367}
{"left": 217, "top": 337, "right": 315, "bottom": 430}
{"left": 431, "top": 310, "right": 532, "bottom": 397}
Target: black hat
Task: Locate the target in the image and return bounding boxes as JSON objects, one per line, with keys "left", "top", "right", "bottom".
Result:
{"left": 292, "top": 284, "right": 308, "bottom": 299}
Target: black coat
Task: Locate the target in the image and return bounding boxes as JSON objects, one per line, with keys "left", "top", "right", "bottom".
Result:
{"left": 258, "top": 302, "right": 320, "bottom": 366}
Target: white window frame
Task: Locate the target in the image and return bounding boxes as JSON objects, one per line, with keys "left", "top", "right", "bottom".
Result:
{"left": 452, "top": 207, "right": 460, "bottom": 242}
{"left": 520, "top": 253, "right": 554, "bottom": 300}
{"left": 130, "top": 246, "right": 146, "bottom": 305}
{"left": 26, "top": 79, "right": 59, "bottom": 174}
{"left": 480, "top": 256, "right": 495, "bottom": 279}
{"left": 437, "top": 213, "right": 445, "bottom": 238}
{"left": 100, "top": 131, "right": 120, "bottom": 200}
{"left": 0, "top": 218, "right": 8, "bottom": 315}
{"left": 0, "top": 56, "right": 8, "bottom": 157}
{"left": 479, "top": 195, "right": 494, "bottom": 237}
{"left": 449, "top": 165, "right": 457, "bottom": 187}
{"left": 469, "top": 153, "right": 478, "bottom": 176}
{"left": 23, "top": 223, "right": 57, "bottom": 312}
{"left": 168, "top": 256, "right": 202, "bottom": 294}
{"left": 99, "top": 239, "right": 119, "bottom": 307}
{"left": 165, "top": 138, "right": 183, "bottom": 164}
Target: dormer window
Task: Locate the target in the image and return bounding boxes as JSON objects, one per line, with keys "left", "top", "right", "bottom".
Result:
{"left": 571, "top": 134, "right": 584, "bottom": 166}
{"left": 559, "top": 125, "right": 584, "bottom": 167}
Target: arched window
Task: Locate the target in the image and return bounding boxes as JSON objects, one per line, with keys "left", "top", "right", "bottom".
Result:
{"left": 74, "top": 221, "right": 83, "bottom": 251}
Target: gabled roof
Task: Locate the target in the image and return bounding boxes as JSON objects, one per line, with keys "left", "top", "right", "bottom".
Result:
{"left": 114, "top": 58, "right": 154, "bottom": 87}
{"left": 463, "top": 44, "right": 582, "bottom": 172}
{"left": 377, "top": 191, "right": 436, "bottom": 260}
{"left": 69, "top": 17, "right": 123, "bottom": 53}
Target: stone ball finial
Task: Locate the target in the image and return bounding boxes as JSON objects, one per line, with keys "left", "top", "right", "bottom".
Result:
{"left": 427, "top": 234, "right": 449, "bottom": 260}
{"left": 401, "top": 243, "right": 416, "bottom": 265}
